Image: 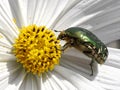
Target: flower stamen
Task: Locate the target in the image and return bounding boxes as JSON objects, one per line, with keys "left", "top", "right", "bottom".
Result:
{"left": 13, "top": 25, "right": 61, "bottom": 76}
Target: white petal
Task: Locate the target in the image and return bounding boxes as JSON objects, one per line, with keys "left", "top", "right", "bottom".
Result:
{"left": 51, "top": 0, "right": 81, "bottom": 29}
{"left": 91, "top": 7, "right": 120, "bottom": 44}
{"left": 40, "top": 72, "right": 69, "bottom": 90}
{"left": 0, "top": 26, "right": 16, "bottom": 44}
{"left": 60, "top": 48, "right": 98, "bottom": 79}
{"left": 36, "top": 73, "right": 58, "bottom": 90}
{"left": 25, "top": 0, "right": 69, "bottom": 27}
{"left": 92, "top": 47, "right": 120, "bottom": 90}
{"left": 0, "top": 52, "right": 16, "bottom": 62}
{"left": 55, "top": 0, "right": 120, "bottom": 28}
{"left": 0, "top": 41, "right": 12, "bottom": 49}
{"left": 54, "top": 0, "right": 101, "bottom": 30}
{"left": 0, "top": 37, "right": 12, "bottom": 53}
{"left": 62, "top": 47, "right": 120, "bottom": 90}
{"left": 0, "top": 62, "right": 22, "bottom": 90}
{"left": 6, "top": 0, "right": 27, "bottom": 27}
{"left": 94, "top": 65, "right": 120, "bottom": 90}
{"left": 5, "top": 68, "right": 27, "bottom": 90}
{"left": 36, "top": 75, "right": 42, "bottom": 90}
{"left": 105, "top": 47, "right": 120, "bottom": 68}
{"left": 19, "top": 74, "right": 38, "bottom": 90}
{"left": 0, "top": 0, "right": 19, "bottom": 35}
{"left": 41, "top": 73, "right": 55, "bottom": 90}
{"left": 0, "top": 32, "right": 12, "bottom": 46}
{"left": 55, "top": 66, "right": 105, "bottom": 90}
{"left": 54, "top": 0, "right": 120, "bottom": 44}
{"left": 47, "top": 71, "right": 77, "bottom": 90}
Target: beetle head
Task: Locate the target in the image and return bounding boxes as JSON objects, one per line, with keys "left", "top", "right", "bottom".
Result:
{"left": 57, "top": 31, "right": 68, "bottom": 40}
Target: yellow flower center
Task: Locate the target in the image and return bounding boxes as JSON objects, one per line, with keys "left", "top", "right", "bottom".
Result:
{"left": 13, "top": 25, "right": 61, "bottom": 76}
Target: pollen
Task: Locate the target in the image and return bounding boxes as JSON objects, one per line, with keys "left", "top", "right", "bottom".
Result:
{"left": 13, "top": 25, "right": 61, "bottom": 76}
{"left": 13, "top": 18, "right": 16, "bottom": 24}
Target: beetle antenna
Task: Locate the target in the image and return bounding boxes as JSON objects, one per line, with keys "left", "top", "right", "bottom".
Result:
{"left": 54, "top": 30, "right": 61, "bottom": 32}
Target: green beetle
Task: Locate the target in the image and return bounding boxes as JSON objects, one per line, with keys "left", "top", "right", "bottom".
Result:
{"left": 55, "top": 27, "right": 108, "bottom": 75}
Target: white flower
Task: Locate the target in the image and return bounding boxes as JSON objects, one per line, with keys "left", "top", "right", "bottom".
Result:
{"left": 0, "top": 0, "right": 120, "bottom": 90}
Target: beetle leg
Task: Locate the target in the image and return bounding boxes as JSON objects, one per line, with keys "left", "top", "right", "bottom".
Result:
{"left": 61, "top": 43, "right": 71, "bottom": 51}
{"left": 61, "top": 38, "right": 75, "bottom": 51}
{"left": 54, "top": 46, "right": 61, "bottom": 51}
{"left": 89, "top": 59, "right": 94, "bottom": 76}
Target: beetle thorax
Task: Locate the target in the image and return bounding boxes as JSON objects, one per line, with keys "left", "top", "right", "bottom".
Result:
{"left": 58, "top": 31, "right": 69, "bottom": 40}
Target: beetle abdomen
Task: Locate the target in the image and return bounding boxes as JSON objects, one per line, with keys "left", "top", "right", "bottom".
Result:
{"left": 74, "top": 35, "right": 108, "bottom": 64}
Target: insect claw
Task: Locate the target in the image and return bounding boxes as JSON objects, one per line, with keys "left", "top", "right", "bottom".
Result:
{"left": 55, "top": 46, "right": 65, "bottom": 52}
{"left": 90, "top": 72, "right": 93, "bottom": 76}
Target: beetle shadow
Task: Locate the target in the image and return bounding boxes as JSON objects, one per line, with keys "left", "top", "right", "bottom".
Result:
{"left": 60, "top": 48, "right": 98, "bottom": 81}
{"left": 6, "top": 48, "right": 98, "bottom": 88}
{"left": 5, "top": 57, "right": 97, "bottom": 90}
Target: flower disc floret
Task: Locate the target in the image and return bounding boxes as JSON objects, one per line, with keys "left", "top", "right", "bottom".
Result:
{"left": 13, "top": 25, "right": 61, "bottom": 76}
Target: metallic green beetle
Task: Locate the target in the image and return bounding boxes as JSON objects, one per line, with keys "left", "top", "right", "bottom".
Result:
{"left": 56, "top": 27, "right": 108, "bottom": 75}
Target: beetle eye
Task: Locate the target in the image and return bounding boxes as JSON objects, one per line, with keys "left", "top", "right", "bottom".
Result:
{"left": 61, "top": 34, "right": 67, "bottom": 40}
{"left": 57, "top": 34, "right": 66, "bottom": 40}
{"left": 61, "top": 35, "right": 65, "bottom": 39}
